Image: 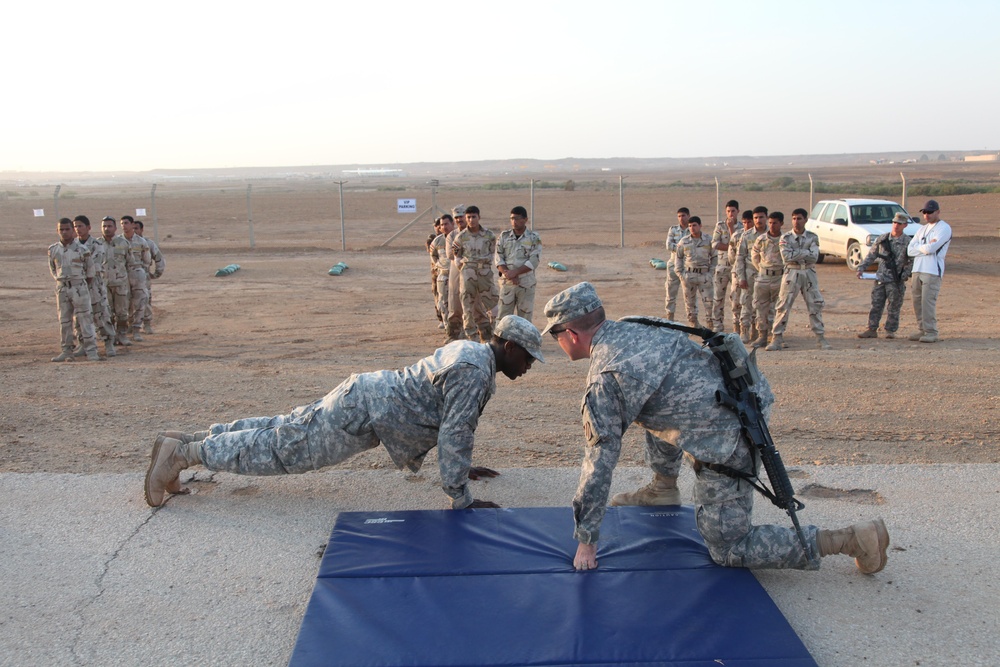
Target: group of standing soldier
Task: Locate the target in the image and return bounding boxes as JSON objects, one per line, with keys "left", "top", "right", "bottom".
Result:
{"left": 48, "top": 214, "right": 164, "bottom": 362}
{"left": 427, "top": 204, "right": 542, "bottom": 343}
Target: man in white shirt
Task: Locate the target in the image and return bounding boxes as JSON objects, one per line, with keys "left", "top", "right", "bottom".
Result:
{"left": 906, "top": 200, "right": 952, "bottom": 343}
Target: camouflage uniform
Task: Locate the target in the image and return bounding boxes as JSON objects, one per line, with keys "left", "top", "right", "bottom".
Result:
{"left": 454, "top": 226, "right": 499, "bottom": 341}
{"left": 674, "top": 233, "right": 716, "bottom": 328}
{"left": 197, "top": 341, "right": 497, "bottom": 509}
{"left": 78, "top": 236, "right": 116, "bottom": 344}
{"left": 728, "top": 227, "right": 747, "bottom": 331}
{"left": 710, "top": 221, "right": 736, "bottom": 331}
{"left": 104, "top": 235, "right": 131, "bottom": 343}
{"left": 771, "top": 230, "right": 826, "bottom": 337}
{"left": 495, "top": 228, "right": 542, "bottom": 323}
{"left": 750, "top": 233, "right": 784, "bottom": 340}
{"left": 445, "top": 227, "right": 465, "bottom": 340}
{"left": 427, "top": 231, "right": 441, "bottom": 324}
{"left": 858, "top": 232, "right": 912, "bottom": 334}
{"left": 573, "top": 319, "right": 818, "bottom": 569}
{"left": 734, "top": 228, "right": 763, "bottom": 339}
{"left": 142, "top": 236, "right": 165, "bottom": 329}
{"left": 664, "top": 224, "right": 689, "bottom": 319}
{"left": 48, "top": 238, "right": 98, "bottom": 357}
{"left": 430, "top": 233, "right": 451, "bottom": 327}
{"left": 124, "top": 234, "right": 151, "bottom": 335}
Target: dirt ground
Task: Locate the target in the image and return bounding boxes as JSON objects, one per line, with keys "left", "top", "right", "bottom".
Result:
{"left": 1, "top": 168, "right": 998, "bottom": 479}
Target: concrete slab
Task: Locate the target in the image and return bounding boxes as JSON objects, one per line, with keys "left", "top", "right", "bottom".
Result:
{"left": 1, "top": 464, "right": 997, "bottom": 666}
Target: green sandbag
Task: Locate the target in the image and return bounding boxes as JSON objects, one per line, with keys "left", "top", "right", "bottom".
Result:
{"left": 649, "top": 258, "right": 668, "bottom": 270}
{"left": 547, "top": 261, "right": 567, "bottom": 272}
{"left": 215, "top": 264, "right": 240, "bottom": 277}
{"left": 328, "top": 262, "right": 349, "bottom": 276}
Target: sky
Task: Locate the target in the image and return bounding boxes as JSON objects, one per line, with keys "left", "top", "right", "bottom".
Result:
{"left": 4, "top": 0, "right": 998, "bottom": 172}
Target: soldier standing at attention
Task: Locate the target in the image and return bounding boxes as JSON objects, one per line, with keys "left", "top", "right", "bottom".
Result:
{"left": 674, "top": 216, "right": 717, "bottom": 329}
{"left": 729, "top": 210, "right": 753, "bottom": 335}
{"left": 736, "top": 207, "right": 768, "bottom": 343}
{"left": 102, "top": 217, "right": 132, "bottom": 348}
{"left": 427, "top": 217, "right": 445, "bottom": 329}
{"left": 445, "top": 205, "right": 468, "bottom": 342}
{"left": 710, "top": 200, "right": 740, "bottom": 332}
{"left": 664, "top": 207, "right": 691, "bottom": 320}
{"left": 121, "top": 216, "right": 151, "bottom": 342}
{"left": 430, "top": 214, "right": 455, "bottom": 339}
{"left": 750, "top": 211, "right": 784, "bottom": 348}
{"left": 72, "top": 215, "right": 116, "bottom": 358}
{"left": 48, "top": 218, "right": 101, "bottom": 362}
{"left": 768, "top": 208, "right": 831, "bottom": 351}
{"left": 857, "top": 212, "right": 913, "bottom": 339}
{"left": 133, "top": 221, "right": 164, "bottom": 334}
{"left": 453, "top": 205, "right": 499, "bottom": 342}
{"left": 496, "top": 206, "right": 542, "bottom": 323}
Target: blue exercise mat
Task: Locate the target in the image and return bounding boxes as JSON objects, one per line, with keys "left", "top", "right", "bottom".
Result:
{"left": 291, "top": 506, "right": 816, "bottom": 667}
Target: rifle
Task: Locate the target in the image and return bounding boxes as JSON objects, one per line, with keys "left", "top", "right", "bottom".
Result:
{"left": 620, "top": 316, "right": 813, "bottom": 560}
{"left": 876, "top": 236, "right": 902, "bottom": 283}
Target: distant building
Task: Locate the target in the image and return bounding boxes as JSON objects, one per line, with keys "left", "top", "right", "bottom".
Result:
{"left": 964, "top": 153, "right": 999, "bottom": 162}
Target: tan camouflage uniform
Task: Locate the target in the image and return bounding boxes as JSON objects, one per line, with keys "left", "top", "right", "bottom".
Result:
{"left": 104, "top": 235, "right": 131, "bottom": 343}
{"left": 710, "top": 221, "right": 735, "bottom": 331}
{"left": 48, "top": 238, "right": 98, "bottom": 357}
{"left": 124, "top": 234, "right": 151, "bottom": 336}
{"left": 78, "top": 236, "right": 116, "bottom": 344}
{"left": 771, "top": 230, "right": 826, "bottom": 337}
{"left": 495, "top": 228, "right": 542, "bottom": 323}
{"left": 445, "top": 227, "right": 465, "bottom": 341}
{"left": 454, "top": 226, "right": 499, "bottom": 341}
{"left": 196, "top": 341, "right": 498, "bottom": 509}
{"left": 664, "top": 224, "right": 689, "bottom": 319}
{"left": 751, "top": 232, "right": 784, "bottom": 341}
{"left": 728, "top": 227, "right": 746, "bottom": 332}
{"left": 573, "top": 319, "right": 819, "bottom": 569}
{"left": 430, "top": 233, "right": 451, "bottom": 327}
{"left": 142, "top": 236, "right": 165, "bottom": 330}
{"left": 674, "top": 233, "right": 716, "bottom": 328}
{"left": 735, "top": 228, "right": 763, "bottom": 340}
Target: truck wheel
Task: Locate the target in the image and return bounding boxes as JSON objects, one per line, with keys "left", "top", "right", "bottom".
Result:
{"left": 846, "top": 241, "right": 863, "bottom": 271}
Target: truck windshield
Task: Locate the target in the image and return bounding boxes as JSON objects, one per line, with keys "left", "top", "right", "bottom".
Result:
{"left": 850, "top": 204, "right": 907, "bottom": 224}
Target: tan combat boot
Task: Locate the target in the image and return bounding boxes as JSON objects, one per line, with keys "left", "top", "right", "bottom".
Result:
{"left": 51, "top": 350, "right": 75, "bottom": 362}
{"left": 817, "top": 518, "right": 890, "bottom": 574}
{"left": 610, "top": 473, "right": 681, "bottom": 507}
{"left": 105, "top": 338, "right": 117, "bottom": 357}
{"left": 857, "top": 328, "right": 877, "bottom": 339}
{"left": 144, "top": 435, "right": 203, "bottom": 507}
{"left": 816, "top": 335, "right": 832, "bottom": 350}
{"left": 765, "top": 334, "right": 783, "bottom": 351}
{"left": 132, "top": 328, "right": 144, "bottom": 342}
{"left": 750, "top": 334, "right": 769, "bottom": 348}
{"left": 156, "top": 430, "right": 210, "bottom": 444}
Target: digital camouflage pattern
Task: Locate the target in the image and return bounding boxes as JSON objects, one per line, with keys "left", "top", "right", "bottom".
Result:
{"left": 198, "top": 341, "right": 498, "bottom": 509}
{"left": 772, "top": 230, "right": 825, "bottom": 336}
{"left": 859, "top": 232, "right": 912, "bottom": 333}
{"left": 572, "top": 319, "right": 818, "bottom": 569}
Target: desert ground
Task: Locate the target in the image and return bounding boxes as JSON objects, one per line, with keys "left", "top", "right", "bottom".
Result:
{"left": 1, "top": 163, "right": 998, "bottom": 484}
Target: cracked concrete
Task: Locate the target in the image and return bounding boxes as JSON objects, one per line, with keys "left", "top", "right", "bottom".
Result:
{"left": 1, "top": 464, "right": 998, "bottom": 666}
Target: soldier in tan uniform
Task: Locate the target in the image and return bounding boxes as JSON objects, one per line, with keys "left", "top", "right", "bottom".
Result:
{"left": 735, "top": 207, "right": 768, "bottom": 343}
{"left": 768, "top": 208, "right": 831, "bottom": 351}
{"left": 48, "top": 218, "right": 101, "bottom": 362}
{"left": 121, "top": 216, "right": 151, "bottom": 342}
{"left": 495, "top": 206, "right": 542, "bottom": 323}
{"left": 710, "top": 201, "right": 740, "bottom": 332}
{"left": 102, "top": 217, "right": 132, "bottom": 347}
{"left": 430, "top": 214, "right": 455, "bottom": 335}
{"left": 728, "top": 210, "right": 753, "bottom": 335}
{"left": 674, "top": 216, "right": 717, "bottom": 329}
{"left": 134, "top": 221, "right": 164, "bottom": 334}
{"left": 453, "top": 205, "right": 499, "bottom": 342}
{"left": 444, "top": 205, "right": 468, "bottom": 342}
{"left": 750, "top": 211, "right": 785, "bottom": 348}
{"left": 72, "top": 215, "right": 116, "bottom": 358}
{"left": 664, "top": 207, "right": 691, "bottom": 320}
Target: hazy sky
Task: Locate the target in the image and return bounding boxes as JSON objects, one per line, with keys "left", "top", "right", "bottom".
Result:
{"left": 5, "top": 0, "right": 997, "bottom": 172}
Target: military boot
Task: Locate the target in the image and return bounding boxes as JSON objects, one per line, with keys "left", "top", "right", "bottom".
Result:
{"left": 86, "top": 348, "right": 103, "bottom": 362}
{"left": 817, "top": 518, "right": 890, "bottom": 574}
{"left": 765, "top": 334, "right": 783, "bottom": 351}
{"left": 610, "top": 473, "right": 681, "bottom": 507}
{"left": 816, "top": 335, "right": 832, "bottom": 350}
{"left": 51, "top": 350, "right": 75, "bottom": 362}
{"left": 144, "top": 435, "right": 203, "bottom": 507}
{"left": 143, "top": 322, "right": 154, "bottom": 334}
{"left": 117, "top": 332, "right": 132, "bottom": 346}
{"left": 750, "top": 333, "right": 769, "bottom": 348}
{"left": 156, "top": 429, "right": 210, "bottom": 444}
{"left": 104, "top": 338, "right": 117, "bottom": 358}
{"left": 73, "top": 344, "right": 86, "bottom": 357}
{"left": 740, "top": 330, "right": 751, "bottom": 344}
{"left": 857, "top": 328, "right": 877, "bottom": 339}
{"left": 477, "top": 323, "right": 494, "bottom": 343}
{"left": 666, "top": 310, "right": 675, "bottom": 321}
{"left": 132, "top": 328, "right": 144, "bottom": 342}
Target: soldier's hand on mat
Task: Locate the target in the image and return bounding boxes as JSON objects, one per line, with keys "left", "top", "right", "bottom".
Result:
{"left": 574, "top": 543, "right": 598, "bottom": 571}
{"left": 467, "top": 499, "right": 501, "bottom": 509}
{"left": 468, "top": 466, "right": 500, "bottom": 480}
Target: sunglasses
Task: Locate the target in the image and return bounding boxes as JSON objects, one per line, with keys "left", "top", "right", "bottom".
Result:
{"left": 549, "top": 327, "right": 574, "bottom": 339}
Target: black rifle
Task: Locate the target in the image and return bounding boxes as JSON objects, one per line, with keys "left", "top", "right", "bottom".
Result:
{"left": 620, "top": 316, "right": 813, "bottom": 559}
{"left": 875, "top": 236, "right": 902, "bottom": 283}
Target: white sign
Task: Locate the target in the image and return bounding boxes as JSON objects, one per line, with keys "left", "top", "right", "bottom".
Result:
{"left": 33, "top": 209, "right": 44, "bottom": 217}
{"left": 136, "top": 208, "right": 147, "bottom": 216}
{"left": 397, "top": 198, "right": 417, "bottom": 214}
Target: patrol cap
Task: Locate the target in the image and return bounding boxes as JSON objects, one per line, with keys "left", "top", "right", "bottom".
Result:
{"left": 494, "top": 315, "right": 545, "bottom": 363}
{"left": 541, "top": 282, "right": 602, "bottom": 335}
{"left": 892, "top": 212, "right": 910, "bottom": 224}
{"left": 452, "top": 204, "right": 467, "bottom": 216}
{"left": 919, "top": 199, "right": 940, "bottom": 213}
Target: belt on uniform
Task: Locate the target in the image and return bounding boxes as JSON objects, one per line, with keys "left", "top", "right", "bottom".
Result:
{"left": 463, "top": 259, "right": 492, "bottom": 267}
{"left": 763, "top": 268, "right": 782, "bottom": 276}
{"left": 57, "top": 278, "right": 85, "bottom": 286}
{"left": 784, "top": 263, "right": 812, "bottom": 269}
{"left": 685, "top": 267, "right": 709, "bottom": 273}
